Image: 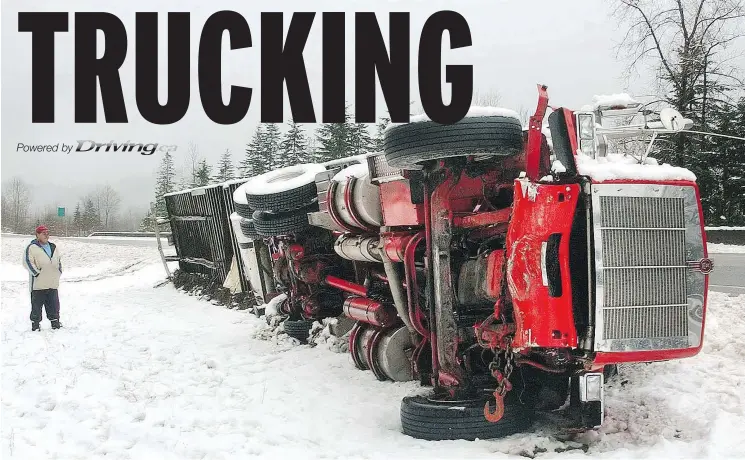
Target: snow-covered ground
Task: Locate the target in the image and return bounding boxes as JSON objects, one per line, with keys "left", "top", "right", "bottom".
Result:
{"left": 2, "top": 236, "right": 745, "bottom": 459}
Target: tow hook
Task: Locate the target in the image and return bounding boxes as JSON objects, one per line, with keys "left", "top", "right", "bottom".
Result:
{"left": 484, "top": 369, "right": 512, "bottom": 423}
{"left": 484, "top": 392, "right": 505, "bottom": 422}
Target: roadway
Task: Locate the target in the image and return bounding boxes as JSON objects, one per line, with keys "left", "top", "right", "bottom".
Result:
{"left": 709, "top": 253, "right": 745, "bottom": 295}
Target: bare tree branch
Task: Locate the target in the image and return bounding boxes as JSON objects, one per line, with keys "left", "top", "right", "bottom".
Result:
{"left": 619, "top": 0, "right": 682, "bottom": 91}
{"left": 2, "top": 177, "right": 32, "bottom": 233}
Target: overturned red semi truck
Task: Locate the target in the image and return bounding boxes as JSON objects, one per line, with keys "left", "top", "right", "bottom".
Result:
{"left": 229, "top": 85, "right": 712, "bottom": 440}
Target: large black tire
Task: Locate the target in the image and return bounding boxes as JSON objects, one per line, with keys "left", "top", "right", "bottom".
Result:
{"left": 252, "top": 203, "right": 318, "bottom": 237}
{"left": 400, "top": 392, "right": 534, "bottom": 441}
{"left": 242, "top": 164, "right": 326, "bottom": 213}
{"left": 283, "top": 319, "right": 314, "bottom": 342}
{"left": 239, "top": 217, "right": 259, "bottom": 239}
{"left": 234, "top": 202, "right": 254, "bottom": 219}
{"left": 384, "top": 116, "right": 524, "bottom": 169}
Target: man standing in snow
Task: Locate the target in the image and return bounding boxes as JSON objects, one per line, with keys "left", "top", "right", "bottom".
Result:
{"left": 23, "top": 225, "right": 63, "bottom": 331}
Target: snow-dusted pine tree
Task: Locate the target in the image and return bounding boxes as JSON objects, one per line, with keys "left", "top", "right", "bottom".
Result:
{"left": 152, "top": 151, "right": 176, "bottom": 217}
{"left": 373, "top": 116, "right": 390, "bottom": 152}
{"left": 240, "top": 125, "right": 266, "bottom": 177}
{"left": 73, "top": 203, "right": 82, "bottom": 236}
{"left": 316, "top": 105, "right": 354, "bottom": 161}
{"left": 264, "top": 123, "right": 283, "bottom": 169}
{"left": 83, "top": 198, "right": 99, "bottom": 234}
{"left": 280, "top": 121, "right": 308, "bottom": 166}
{"left": 194, "top": 158, "right": 213, "bottom": 186}
{"left": 216, "top": 149, "right": 234, "bottom": 182}
{"left": 348, "top": 123, "right": 374, "bottom": 156}
{"left": 706, "top": 98, "right": 745, "bottom": 225}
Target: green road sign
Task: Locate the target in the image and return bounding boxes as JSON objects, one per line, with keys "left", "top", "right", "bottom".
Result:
{"left": 58, "top": 207, "right": 65, "bottom": 217}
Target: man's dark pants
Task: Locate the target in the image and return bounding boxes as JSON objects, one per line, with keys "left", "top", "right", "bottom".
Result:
{"left": 30, "top": 289, "right": 60, "bottom": 324}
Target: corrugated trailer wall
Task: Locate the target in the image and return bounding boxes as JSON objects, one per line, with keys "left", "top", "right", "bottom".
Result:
{"left": 163, "top": 184, "right": 235, "bottom": 284}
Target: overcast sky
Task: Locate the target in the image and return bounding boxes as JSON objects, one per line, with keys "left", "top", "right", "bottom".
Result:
{"left": 1, "top": 0, "right": 692, "bottom": 212}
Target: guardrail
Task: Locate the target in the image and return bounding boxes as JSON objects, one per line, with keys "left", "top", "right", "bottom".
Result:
{"left": 705, "top": 227, "right": 745, "bottom": 245}
{"left": 88, "top": 231, "right": 171, "bottom": 238}
{"left": 88, "top": 231, "right": 173, "bottom": 244}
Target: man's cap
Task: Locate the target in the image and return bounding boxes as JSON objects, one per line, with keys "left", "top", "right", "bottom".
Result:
{"left": 35, "top": 225, "right": 49, "bottom": 234}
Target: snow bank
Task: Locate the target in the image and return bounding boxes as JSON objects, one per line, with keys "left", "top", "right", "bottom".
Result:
{"left": 1, "top": 235, "right": 167, "bottom": 282}
{"left": 576, "top": 151, "right": 697, "bottom": 182}
{"left": 3, "top": 236, "right": 745, "bottom": 459}
{"left": 706, "top": 226, "right": 745, "bottom": 231}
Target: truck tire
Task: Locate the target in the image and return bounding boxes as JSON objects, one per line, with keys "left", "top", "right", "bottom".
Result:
{"left": 234, "top": 202, "right": 254, "bottom": 219}
{"left": 239, "top": 217, "right": 259, "bottom": 239}
{"left": 400, "top": 392, "right": 534, "bottom": 441}
{"left": 232, "top": 182, "right": 253, "bottom": 218}
{"left": 384, "top": 116, "right": 523, "bottom": 169}
{"left": 252, "top": 203, "right": 318, "bottom": 237}
{"left": 283, "top": 318, "right": 314, "bottom": 343}
{"left": 242, "top": 164, "right": 326, "bottom": 212}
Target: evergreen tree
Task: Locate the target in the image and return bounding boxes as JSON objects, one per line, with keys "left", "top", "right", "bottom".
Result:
{"left": 216, "top": 149, "right": 234, "bottom": 182}
{"left": 305, "top": 136, "right": 325, "bottom": 164}
{"left": 73, "top": 203, "right": 82, "bottom": 236}
{"left": 153, "top": 151, "right": 176, "bottom": 217}
{"left": 83, "top": 198, "right": 99, "bottom": 234}
{"left": 240, "top": 125, "right": 267, "bottom": 177}
{"left": 705, "top": 98, "right": 745, "bottom": 225}
{"left": 316, "top": 105, "right": 354, "bottom": 161}
{"left": 140, "top": 202, "right": 156, "bottom": 232}
{"left": 280, "top": 121, "right": 308, "bottom": 166}
{"left": 348, "top": 123, "right": 374, "bottom": 156}
{"left": 263, "top": 123, "right": 283, "bottom": 169}
{"left": 373, "top": 116, "right": 391, "bottom": 152}
{"left": 194, "top": 158, "right": 212, "bottom": 186}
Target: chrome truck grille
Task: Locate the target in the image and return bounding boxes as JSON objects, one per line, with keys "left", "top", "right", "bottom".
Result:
{"left": 591, "top": 184, "right": 706, "bottom": 352}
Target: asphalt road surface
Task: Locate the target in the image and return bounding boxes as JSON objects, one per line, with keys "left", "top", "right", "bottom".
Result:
{"left": 709, "top": 253, "right": 745, "bottom": 295}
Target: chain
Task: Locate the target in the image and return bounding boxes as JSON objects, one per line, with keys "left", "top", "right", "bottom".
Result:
{"left": 493, "top": 179, "right": 517, "bottom": 398}
{"left": 503, "top": 346, "right": 515, "bottom": 384}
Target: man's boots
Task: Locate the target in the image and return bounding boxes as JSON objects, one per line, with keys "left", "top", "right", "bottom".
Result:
{"left": 51, "top": 320, "right": 61, "bottom": 330}
{"left": 32, "top": 322, "right": 40, "bottom": 331}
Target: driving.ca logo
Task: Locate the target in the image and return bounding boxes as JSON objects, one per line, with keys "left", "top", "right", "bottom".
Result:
{"left": 75, "top": 140, "right": 178, "bottom": 155}
{"left": 15, "top": 140, "right": 178, "bottom": 155}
